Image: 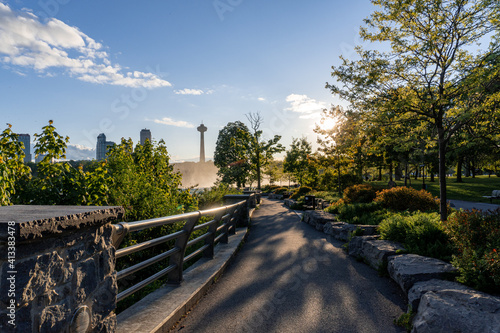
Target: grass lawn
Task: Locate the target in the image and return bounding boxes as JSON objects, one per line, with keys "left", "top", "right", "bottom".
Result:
{"left": 369, "top": 175, "right": 500, "bottom": 203}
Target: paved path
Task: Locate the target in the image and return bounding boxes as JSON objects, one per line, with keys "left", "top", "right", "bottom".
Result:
{"left": 170, "top": 199, "right": 406, "bottom": 333}
{"left": 449, "top": 199, "right": 500, "bottom": 212}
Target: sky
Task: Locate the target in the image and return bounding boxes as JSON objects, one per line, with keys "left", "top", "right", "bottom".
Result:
{"left": 0, "top": 0, "right": 376, "bottom": 162}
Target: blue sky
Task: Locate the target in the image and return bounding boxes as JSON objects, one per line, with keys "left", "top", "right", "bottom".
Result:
{"left": 0, "top": 0, "right": 375, "bottom": 161}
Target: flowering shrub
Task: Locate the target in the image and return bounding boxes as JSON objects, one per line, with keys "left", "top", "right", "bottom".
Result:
{"left": 379, "top": 212, "right": 453, "bottom": 261}
{"left": 343, "top": 184, "right": 378, "bottom": 204}
{"left": 444, "top": 209, "right": 500, "bottom": 293}
{"left": 374, "top": 186, "right": 439, "bottom": 212}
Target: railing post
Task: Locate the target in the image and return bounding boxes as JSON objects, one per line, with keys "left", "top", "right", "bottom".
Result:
{"left": 228, "top": 205, "right": 239, "bottom": 235}
{"left": 167, "top": 213, "right": 201, "bottom": 284}
{"left": 220, "top": 212, "right": 229, "bottom": 244}
{"left": 203, "top": 210, "right": 225, "bottom": 259}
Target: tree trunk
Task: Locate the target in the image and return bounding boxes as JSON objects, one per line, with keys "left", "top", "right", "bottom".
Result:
{"left": 456, "top": 156, "right": 463, "bottom": 183}
{"left": 378, "top": 167, "right": 382, "bottom": 181}
{"left": 395, "top": 164, "right": 402, "bottom": 181}
{"left": 256, "top": 151, "right": 261, "bottom": 190}
{"left": 404, "top": 163, "right": 408, "bottom": 187}
{"left": 438, "top": 128, "right": 448, "bottom": 221}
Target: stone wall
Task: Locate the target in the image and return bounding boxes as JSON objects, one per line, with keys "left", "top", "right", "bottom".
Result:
{"left": 0, "top": 206, "right": 123, "bottom": 333}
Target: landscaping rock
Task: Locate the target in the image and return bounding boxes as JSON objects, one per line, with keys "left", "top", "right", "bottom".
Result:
{"left": 284, "top": 199, "right": 296, "bottom": 208}
{"left": 302, "top": 210, "right": 337, "bottom": 228}
{"left": 323, "top": 222, "right": 345, "bottom": 236}
{"left": 407, "top": 279, "right": 469, "bottom": 310}
{"left": 412, "top": 289, "right": 500, "bottom": 333}
{"left": 348, "top": 235, "right": 379, "bottom": 258}
{"left": 325, "top": 222, "right": 378, "bottom": 241}
{"left": 388, "top": 254, "right": 458, "bottom": 294}
{"left": 362, "top": 240, "right": 406, "bottom": 270}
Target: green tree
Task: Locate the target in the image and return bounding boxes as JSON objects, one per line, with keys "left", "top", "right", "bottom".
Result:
{"left": 245, "top": 113, "right": 285, "bottom": 190}
{"left": 106, "top": 138, "right": 194, "bottom": 221}
{"left": 0, "top": 124, "right": 30, "bottom": 205}
{"left": 214, "top": 121, "right": 252, "bottom": 188}
{"left": 327, "top": 0, "right": 500, "bottom": 221}
{"left": 19, "top": 120, "right": 90, "bottom": 204}
{"left": 283, "top": 137, "right": 317, "bottom": 186}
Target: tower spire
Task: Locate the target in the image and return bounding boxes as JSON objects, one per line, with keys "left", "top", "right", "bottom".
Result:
{"left": 197, "top": 123, "right": 207, "bottom": 163}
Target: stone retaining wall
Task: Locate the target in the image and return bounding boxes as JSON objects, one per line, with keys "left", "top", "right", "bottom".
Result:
{"left": 300, "top": 210, "right": 500, "bottom": 333}
{"left": 0, "top": 206, "right": 123, "bottom": 333}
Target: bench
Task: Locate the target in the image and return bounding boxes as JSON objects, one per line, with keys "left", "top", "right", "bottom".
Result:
{"left": 482, "top": 190, "right": 500, "bottom": 203}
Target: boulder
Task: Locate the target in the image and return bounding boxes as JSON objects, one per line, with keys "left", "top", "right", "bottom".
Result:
{"left": 302, "top": 210, "right": 337, "bottom": 228}
{"left": 388, "top": 254, "right": 458, "bottom": 294}
{"left": 323, "top": 222, "right": 378, "bottom": 241}
{"left": 362, "top": 240, "right": 406, "bottom": 270}
{"left": 348, "top": 235, "right": 379, "bottom": 258}
{"left": 284, "top": 199, "right": 296, "bottom": 208}
{"left": 407, "top": 279, "right": 469, "bottom": 310}
{"left": 412, "top": 289, "right": 500, "bottom": 333}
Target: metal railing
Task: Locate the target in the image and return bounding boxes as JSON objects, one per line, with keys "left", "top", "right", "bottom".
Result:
{"left": 111, "top": 199, "right": 249, "bottom": 302}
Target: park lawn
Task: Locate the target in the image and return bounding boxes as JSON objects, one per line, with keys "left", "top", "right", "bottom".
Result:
{"left": 369, "top": 175, "right": 500, "bottom": 203}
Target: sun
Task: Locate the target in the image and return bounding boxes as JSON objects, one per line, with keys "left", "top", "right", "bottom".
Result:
{"left": 319, "top": 117, "right": 337, "bottom": 131}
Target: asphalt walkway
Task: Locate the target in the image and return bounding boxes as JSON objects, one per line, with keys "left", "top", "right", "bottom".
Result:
{"left": 449, "top": 199, "right": 500, "bottom": 212}
{"left": 169, "top": 199, "right": 406, "bottom": 333}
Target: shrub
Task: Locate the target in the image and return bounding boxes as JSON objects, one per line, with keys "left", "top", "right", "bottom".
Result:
{"left": 313, "top": 191, "right": 341, "bottom": 204}
{"left": 379, "top": 212, "right": 453, "bottom": 261}
{"left": 273, "top": 187, "right": 289, "bottom": 195}
{"left": 263, "top": 184, "right": 280, "bottom": 192}
{"left": 374, "top": 186, "right": 439, "bottom": 212}
{"left": 193, "top": 184, "right": 241, "bottom": 210}
{"left": 325, "top": 198, "right": 346, "bottom": 214}
{"left": 290, "top": 186, "right": 313, "bottom": 199}
{"left": 444, "top": 209, "right": 500, "bottom": 293}
{"left": 343, "top": 184, "right": 378, "bottom": 204}
{"left": 337, "top": 202, "right": 389, "bottom": 225}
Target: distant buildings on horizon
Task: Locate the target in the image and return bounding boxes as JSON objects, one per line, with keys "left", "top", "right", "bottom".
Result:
{"left": 140, "top": 129, "right": 151, "bottom": 145}
{"left": 96, "top": 133, "right": 116, "bottom": 161}
{"left": 14, "top": 127, "right": 207, "bottom": 163}
{"left": 17, "top": 134, "right": 31, "bottom": 163}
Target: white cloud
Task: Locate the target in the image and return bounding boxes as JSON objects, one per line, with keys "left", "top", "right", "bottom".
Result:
{"left": 258, "top": 97, "right": 266, "bottom": 101}
{"left": 65, "top": 144, "right": 95, "bottom": 160}
{"left": 0, "top": 3, "right": 171, "bottom": 88}
{"left": 285, "top": 94, "right": 327, "bottom": 114}
{"left": 151, "top": 117, "right": 195, "bottom": 128}
{"left": 174, "top": 88, "right": 205, "bottom": 95}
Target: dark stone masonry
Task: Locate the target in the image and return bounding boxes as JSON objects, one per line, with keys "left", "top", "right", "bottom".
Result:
{"left": 0, "top": 205, "right": 123, "bottom": 333}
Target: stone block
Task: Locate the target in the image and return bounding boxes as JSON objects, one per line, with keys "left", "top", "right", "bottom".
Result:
{"left": 347, "top": 235, "right": 380, "bottom": 258}
{"left": 361, "top": 239, "right": 405, "bottom": 270}
{"left": 407, "top": 279, "right": 469, "bottom": 310}
{"left": 302, "top": 211, "right": 337, "bottom": 229}
{"left": 326, "top": 222, "right": 378, "bottom": 241}
{"left": 388, "top": 254, "right": 458, "bottom": 294}
{"left": 412, "top": 289, "right": 500, "bottom": 333}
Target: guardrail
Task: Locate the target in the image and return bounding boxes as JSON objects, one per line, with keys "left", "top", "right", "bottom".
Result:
{"left": 111, "top": 199, "right": 249, "bottom": 303}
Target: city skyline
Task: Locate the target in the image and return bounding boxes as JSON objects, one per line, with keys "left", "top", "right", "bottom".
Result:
{"left": 0, "top": 1, "right": 376, "bottom": 161}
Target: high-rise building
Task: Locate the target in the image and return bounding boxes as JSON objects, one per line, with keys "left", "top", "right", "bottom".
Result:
{"left": 197, "top": 123, "right": 207, "bottom": 163}
{"left": 17, "top": 134, "right": 31, "bottom": 163}
{"left": 140, "top": 129, "right": 152, "bottom": 145}
{"left": 96, "top": 133, "right": 115, "bottom": 161}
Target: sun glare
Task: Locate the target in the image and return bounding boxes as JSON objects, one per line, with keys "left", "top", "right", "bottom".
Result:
{"left": 319, "top": 118, "right": 337, "bottom": 131}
